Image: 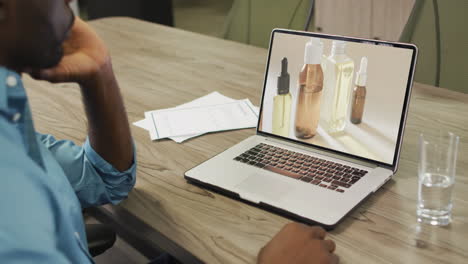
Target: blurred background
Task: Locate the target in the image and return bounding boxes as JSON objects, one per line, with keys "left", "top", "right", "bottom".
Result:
{"left": 72, "top": 0, "right": 468, "bottom": 94}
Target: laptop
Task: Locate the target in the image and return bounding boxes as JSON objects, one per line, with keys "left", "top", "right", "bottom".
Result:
{"left": 185, "top": 29, "right": 418, "bottom": 229}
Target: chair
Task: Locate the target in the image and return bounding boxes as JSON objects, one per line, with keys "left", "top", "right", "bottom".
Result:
{"left": 400, "top": 0, "right": 468, "bottom": 93}
{"left": 86, "top": 223, "right": 117, "bottom": 257}
{"left": 222, "top": 0, "right": 314, "bottom": 48}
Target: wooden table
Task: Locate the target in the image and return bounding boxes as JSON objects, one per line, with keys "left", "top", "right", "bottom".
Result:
{"left": 25, "top": 17, "right": 468, "bottom": 264}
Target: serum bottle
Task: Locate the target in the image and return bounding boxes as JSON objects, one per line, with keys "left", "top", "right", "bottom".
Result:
{"left": 295, "top": 38, "right": 324, "bottom": 139}
{"left": 272, "top": 58, "right": 292, "bottom": 137}
{"left": 351, "top": 57, "right": 368, "bottom": 124}
{"left": 320, "top": 40, "right": 355, "bottom": 133}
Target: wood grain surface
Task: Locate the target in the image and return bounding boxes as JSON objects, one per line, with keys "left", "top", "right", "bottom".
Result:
{"left": 24, "top": 17, "right": 468, "bottom": 264}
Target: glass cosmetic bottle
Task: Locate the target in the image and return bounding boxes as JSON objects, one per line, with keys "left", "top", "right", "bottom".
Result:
{"left": 351, "top": 57, "right": 368, "bottom": 124}
{"left": 320, "top": 40, "right": 355, "bottom": 133}
{"left": 272, "top": 58, "right": 292, "bottom": 137}
{"left": 295, "top": 38, "right": 324, "bottom": 139}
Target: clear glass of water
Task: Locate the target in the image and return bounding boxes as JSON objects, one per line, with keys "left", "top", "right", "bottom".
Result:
{"left": 418, "top": 132, "right": 460, "bottom": 226}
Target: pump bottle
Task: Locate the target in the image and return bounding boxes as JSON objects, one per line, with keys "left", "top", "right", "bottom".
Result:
{"left": 320, "top": 41, "right": 355, "bottom": 133}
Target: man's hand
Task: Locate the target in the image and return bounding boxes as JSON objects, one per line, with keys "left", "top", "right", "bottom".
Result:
{"left": 33, "top": 16, "right": 110, "bottom": 85}
{"left": 258, "top": 223, "right": 339, "bottom": 264}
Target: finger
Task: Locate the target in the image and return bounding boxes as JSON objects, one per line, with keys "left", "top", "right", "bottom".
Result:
{"left": 309, "top": 226, "right": 326, "bottom": 239}
{"left": 329, "top": 253, "right": 340, "bottom": 264}
{"left": 37, "top": 66, "right": 72, "bottom": 84}
{"left": 323, "top": 239, "right": 336, "bottom": 253}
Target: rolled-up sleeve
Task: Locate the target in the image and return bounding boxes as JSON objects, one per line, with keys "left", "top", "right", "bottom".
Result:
{"left": 37, "top": 133, "right": 136, "bottom": 208}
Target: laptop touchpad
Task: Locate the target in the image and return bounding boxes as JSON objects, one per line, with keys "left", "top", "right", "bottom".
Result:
{"left": 235, "top": 173, "right": 293, "bottom": 203}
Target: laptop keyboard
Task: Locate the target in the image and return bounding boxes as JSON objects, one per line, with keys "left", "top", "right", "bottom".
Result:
{"left": 234, "top": 143, "right": 368, "bottom": 193}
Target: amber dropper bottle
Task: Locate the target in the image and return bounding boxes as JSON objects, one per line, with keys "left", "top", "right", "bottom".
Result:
{"left": 351, "top": 57, "right": 368, "bottom": 124}
{"left": 294, "top": 38, "right": 324, "bottom": 139}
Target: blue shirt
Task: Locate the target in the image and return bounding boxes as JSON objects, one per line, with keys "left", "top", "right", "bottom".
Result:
{"left": 0, "top": 67, "right": 137, "bottom": 263}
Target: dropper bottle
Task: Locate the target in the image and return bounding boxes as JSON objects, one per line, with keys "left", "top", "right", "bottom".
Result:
{"left": 350, "top": 57, "right": 368, "bottom": 124}
{"left": 294, "top": 38, "right": 324, "bottom": 139}
{"left": 272, "top": 57, "right": 292, "bottom": 137}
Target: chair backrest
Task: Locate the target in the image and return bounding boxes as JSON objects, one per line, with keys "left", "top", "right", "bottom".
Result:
{"left": 400, "top": 0, "right": 468, "bottom": 93}
{"left": 223, "top": 0, "right": 313, "bottom": 48}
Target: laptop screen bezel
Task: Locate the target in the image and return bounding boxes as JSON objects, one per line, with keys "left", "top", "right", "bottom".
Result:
{"left": 256, "top": 29, "right": 418, "bottom": 170}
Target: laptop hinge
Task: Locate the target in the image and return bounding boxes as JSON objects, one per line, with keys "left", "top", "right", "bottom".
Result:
{"left": 262, "top": 135, "right": 387, "bottom": 170}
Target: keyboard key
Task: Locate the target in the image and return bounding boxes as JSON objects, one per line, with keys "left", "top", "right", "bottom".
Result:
{"left": 339, "top": 177, "right": 351, "bottom": 183}
{"left": 234, "top": 157, "right": 242, "bottom": 161}
{"left": 319, "top": 184, "right": 328, "bottom": 188}
{"left": 332, "top": 180, "right": 351, "bottom": 188}
{"left": 301, "top": 177, "right": 313, "bottom": 183}
{"left": 328, "top": 185, "right": 337, "bottom": 190}
{"left": 336, "top": 189, "right": 345, "bottom": 193}
{"left": 254, "top": 163, "right": 266, "bottom": 168}
{"left": 311, "top": 179, "right": 321, "bottom": 185}
{"left": 263, "top": 165, "right": 303, "bottom": 179}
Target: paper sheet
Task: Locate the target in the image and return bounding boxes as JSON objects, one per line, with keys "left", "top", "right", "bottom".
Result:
{"left": 133, "top": 92, "right": 259, "bottom": 143}
{"left": 145, "top": 99, "right": 258, "bottom": 140}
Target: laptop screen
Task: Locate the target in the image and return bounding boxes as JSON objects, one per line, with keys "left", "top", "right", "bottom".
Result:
{"left": 258, "top": 30, "right": 417, "bottom": 167}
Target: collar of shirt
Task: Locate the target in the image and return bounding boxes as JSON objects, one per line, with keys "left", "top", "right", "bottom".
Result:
{"left": 0, "top": 67, "right": 26, "bottom": 115}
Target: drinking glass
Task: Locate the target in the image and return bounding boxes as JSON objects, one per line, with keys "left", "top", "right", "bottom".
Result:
{"left": 417, "top": 132, "right": 459, "bottom": 226}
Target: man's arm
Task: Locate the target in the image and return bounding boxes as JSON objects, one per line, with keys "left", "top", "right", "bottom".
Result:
{"left": 80, "top": 60, "right": 133, "bottom": 172}
{"left": 32, "top": 18, "right": 136, "bottom": 207}
{"left": 36, "top": 17, "right": 133, "bottom": 172}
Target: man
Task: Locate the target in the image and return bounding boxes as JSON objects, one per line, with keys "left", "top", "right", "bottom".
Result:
{"left": 0, "top": 1, "right": 338, "bottom": 263}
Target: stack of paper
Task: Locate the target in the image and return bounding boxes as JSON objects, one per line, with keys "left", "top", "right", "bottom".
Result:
{"left": 134, "top": 92, "right": 260, "bottom": 143}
